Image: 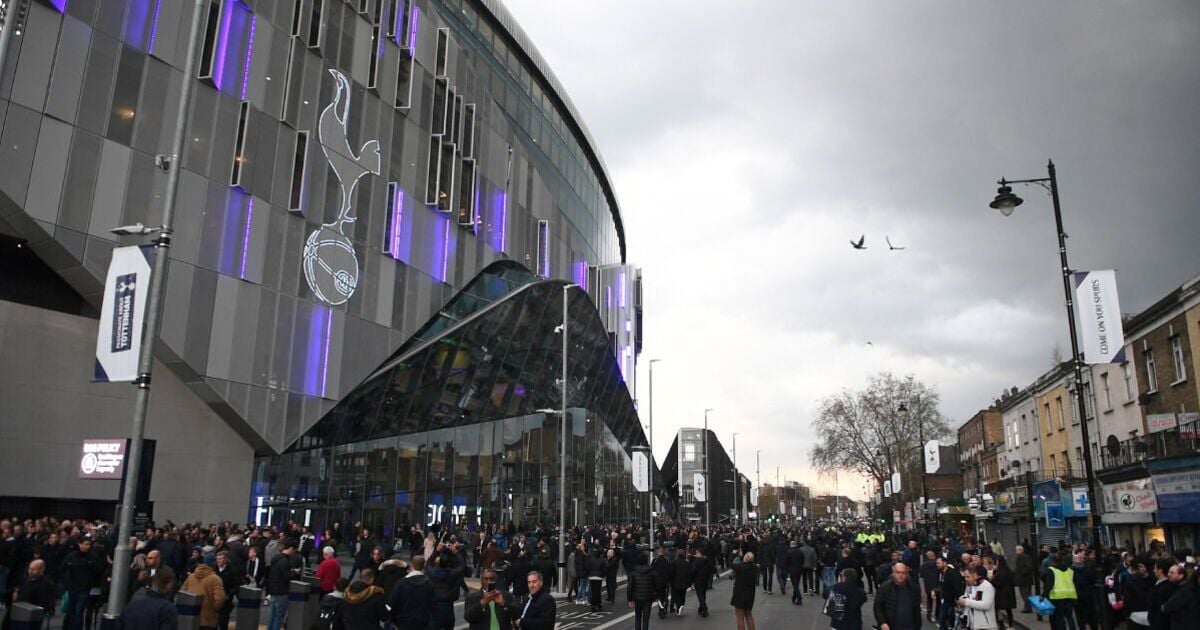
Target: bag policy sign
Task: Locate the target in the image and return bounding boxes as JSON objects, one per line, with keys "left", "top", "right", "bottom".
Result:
{"left": 1073, "top": 270, "right": 1126, "bottom": 364}
{"left": 95, "top": 246, "right": 155, "bottom": 382}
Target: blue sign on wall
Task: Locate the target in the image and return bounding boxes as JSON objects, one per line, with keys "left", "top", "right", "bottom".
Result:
{"left": 1045, "top": 501, "right": 1066, "bottom": 528}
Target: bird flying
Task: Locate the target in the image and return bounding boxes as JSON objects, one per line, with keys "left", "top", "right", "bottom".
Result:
{"left": 850, "top": 235, "right": 866, "bottom": 250}
{"left": 886, "top": 236, "right": 905, "bottom": 251}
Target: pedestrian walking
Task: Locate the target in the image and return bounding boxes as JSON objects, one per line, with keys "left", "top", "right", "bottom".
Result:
{"left": 691, "top": 548, "right": 713, "bottom": 617}
{"left": 180, "top": 559, "right": 227, "bottom": 630}
{"left": 1014, "top": 545, "right": 1036, "bottom": 613}
{"left": 669, "top": 549, "right": 692, "bottom": 616}
{"left": 390, "top": 555, "right": 435, "bottom": 630}
{"left": 119, "top": 567, "right": 178, "bottom": 630}
{"left": 956, "top": 566, "right": 998, "bottom": 630}
{"left": 828, "top": 568, "right": 867, "bottom": 630}
{"left": 517, "top": 571, "right": 555, "bottom": 630}
{"left": 731, "top": 551, "right": 758, "bottom": 630}
{"left": 1042, "top": 550, "right": 1079, "bottom": 630}
{"left": 874, "top": 562, "right": 922, "bottom": 630}
{"left": 626, "top": 553, "right": 659, "bottom": 630}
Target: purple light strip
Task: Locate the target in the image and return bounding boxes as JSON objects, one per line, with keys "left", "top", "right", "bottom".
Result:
{"left": 441, "top": 217, "right": 451, "bottom": 282}
{"left": 305, "top": 307, "right": 323, "bottom": 396}
{"left": 392, "top": 0, "right": 405, "bottom": 45}
{"left": 498, "top": 191, "right": 507, "bottom": 252}
{"left": 390, "top": 185, "right": 404, "bottom": 258}
{"left": 408, "top": 6, "right": 420, "bottom": 49}
{"left": 239, "top": 197, "right": 254, "bottom": 278}
{"left": 321, "top": 308, "right": 333, "bottom": 397}
{"left": 148, "top": 0, "right": 163, "bottom": 53}
{"left": 48, "top": 0, "right": 68, "bottom": 13}
{"left": 472, "top": 173, "right": 481, "bottom": 235}
{"left": 240, "top": 14, "right": 257, "bottom": 100}
{"left": 213, "top": 0, "right": 235, "bottom": 91}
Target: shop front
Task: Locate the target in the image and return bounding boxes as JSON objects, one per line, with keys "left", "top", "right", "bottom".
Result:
{"left": 1148, "top": 456, "right": 1200, "bottom": 551}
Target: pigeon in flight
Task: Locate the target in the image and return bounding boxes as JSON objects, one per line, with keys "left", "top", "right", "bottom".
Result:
{"left": 886, "top": 236, "right": 906, "bottom": 251}
{"left": 850, "top": 235, "right": 866, "bottom": 250}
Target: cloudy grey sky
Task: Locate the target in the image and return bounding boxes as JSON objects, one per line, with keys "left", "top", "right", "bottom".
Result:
{"left": 504, "top": 0, "right": 1200, "bottom": 498}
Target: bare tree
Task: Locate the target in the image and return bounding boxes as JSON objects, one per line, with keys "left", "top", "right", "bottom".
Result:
{"left": 810, "top": 373, "right": 953, "bottom": 497}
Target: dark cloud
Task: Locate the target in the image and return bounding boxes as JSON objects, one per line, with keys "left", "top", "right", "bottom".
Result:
{"left": 503, "top": 0, "right": 1200, "bottom": 494}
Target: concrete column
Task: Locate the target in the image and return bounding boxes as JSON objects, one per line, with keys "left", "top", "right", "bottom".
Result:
{"left": 235, "top": 585, "right": 263, "bottom": 630}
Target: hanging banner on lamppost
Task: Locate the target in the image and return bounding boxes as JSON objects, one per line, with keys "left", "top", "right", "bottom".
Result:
{"left": 883, "top": 480, "right": 892, "bottom": 497}
{"left": 891, "top": 471, "right": 902, "bottom": 493}
{"left": 94, "top": 246, "right": 155, "bottom": 382}
{"left": 924, "top": 440, "right": 941, "bottom": 473}
{"left": 632, "top": 450, "right": 650, "bottom": 492}
{"left": 750, "top": 487, "right": 759, "bottom": 507}
{"left": 1073, "top": 270, "right": 1126, "bottom": 364}
{"left": 693, "top": 473, "right": 707, "bottom": 502}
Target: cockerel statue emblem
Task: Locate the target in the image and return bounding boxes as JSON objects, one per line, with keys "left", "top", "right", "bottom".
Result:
{"left": 303, "top": 69, "right": 381, "bottom": 305}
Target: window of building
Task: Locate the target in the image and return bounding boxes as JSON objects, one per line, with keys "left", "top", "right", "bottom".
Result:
{"left": 196, "top": 0, "right": 223, "bottom": 82}
{"left": 288, "top": 130, "right": 308, "bottom": 212}
{"left": 435, "top": 28, "right": 450, "bottom": 77}
{"left": 536, "top": 220, "right": 549, "bottom": 278}
{"left": 1049, "top": 453, "right": 1057, "bottom": 474}
{"left": 1062, "top": 450, "right": 1070, "bottom": 474}
{"left": 307, "top": 0, "right": 324, "bottom": 49}
{"left": 1123, "top": 362, "right": 1135, "bottom": 400}
{"left": 1056, "top": 397, "right": 1065, "bottom": 430}
{"left": 1101, "top": 372, "right": 1112, "bottom": 410}
{"left": 1146, "top": 350, "right": 1158, "bottom": 392}
{"left": 1075, "top": 447, "right": 1083, "bottom": 473}
{"left": 230, "top": 101, "right": 250, "bottom": 188}
{"left": 1171, "top": 336, "right": 1187, "bottom": 383}
{"left": 683, "top": 443, "right": 695, "bottom": 462}
{"left": 1044, "top": 403, "right": 1052, "bottom": 436}
{"left": 394, "top": 52, "right": 413, "bottom": 109}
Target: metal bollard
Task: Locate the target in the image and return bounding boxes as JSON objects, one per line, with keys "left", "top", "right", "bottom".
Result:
{"left": 288, "top": 580, "right": 313, "bottom": 629}
{"left": 7, "top": 602, "right": 44, "bottom": 630}
{"left": 175, "top": 590, "right": 202, "bottom": 630}
{"left": 235, "top": 585, "right": 263, "bottom": 630}
{"left": 303, "top": 576, "right": 323, "bottom": 629}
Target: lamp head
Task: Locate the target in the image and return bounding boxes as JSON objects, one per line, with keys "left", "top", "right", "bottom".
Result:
{"left": 989, "top": 181, "right": 1023, "bottom": 216}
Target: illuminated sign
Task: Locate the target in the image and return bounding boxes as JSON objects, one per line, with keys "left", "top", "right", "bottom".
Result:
{"left": 79, "top": 439, "right": 126, "bottom": 479}
{"left": 303, "top": 70, "right": 381, "bottom": 305}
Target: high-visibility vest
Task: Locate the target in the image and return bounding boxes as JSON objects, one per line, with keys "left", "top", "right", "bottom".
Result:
{"left": 1048, "top": 566, "right": 1077, "bottom": 600}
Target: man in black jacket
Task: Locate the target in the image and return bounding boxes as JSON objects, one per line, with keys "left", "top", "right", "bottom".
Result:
{"left": 691, "top": 548, "right": 713, "bottom": 617}
{"left": 669, "top": 549, "right": 692, "bottom": 616}
{"left": 120, "top": 567, "right": 178, "bottom": 630}
{"left": 265, "top": 541, "right": 299, "bottom": 630}
{"left": 429, "top": 546, "right": 468, "bottom": 630}
{"left": 874, "top": 562, "right": 922, "bottom": 630}
{"left": 935, "top": 556, "right": 964, "bottom": 630}
{"left": 786, "top": 541, "right": 807, "bottom": 605}
{"left": 517, "top": 572, "right": 555, "bottom": 630}
{"left": 464, "top": 569, "right": 519, "bottom": 630}
{"left": 651, "top": 546, "right": 671, "bottom": 616}
{"left": 10, "top": 559, "right": 57, "bottom": 623}
{"left": 391, "top": 555, "right": 435, "bottom": 630}
{"left": 626, "top": 554, "right": 659, "bottom": 630}
{"left": 60, "top": 537, "right": 101, "bottom": 630}
{"left": 604, "top": 548, "right": 620, "bottom": 604}
{"left": 1148, "top": 558, "right": 1177, "bottom": 630}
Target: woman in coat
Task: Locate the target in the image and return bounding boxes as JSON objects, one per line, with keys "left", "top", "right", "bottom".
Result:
{"left": 731, "top": 551, "right": 759, "bottom": 630}
{"left": 989, "top": 556, "right": 1017, "bottom": 629}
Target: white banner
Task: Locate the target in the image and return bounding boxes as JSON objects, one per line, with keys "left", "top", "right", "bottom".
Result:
{"left": 750, "top": 487, "right": 759, "bottom": 507}
{"left": 1073, "top": 270, "right": 1126, "bottom": 364}
{"left": 883, "top": 480, "right": 892, "bottom": 497}
{"left": 95, "top": 246, "right": 154, "bottom": 382}
{"left": 891, "top": 471, "right": 902, "bottom": 493}
{"left": 632, "top": 451, "right": 650, "bottom": 492}
{"left": 693, "top": 473, "right": 707, "bottom": 502}
{"left": 924, "top": 440, "right": 941, "bottom": 474}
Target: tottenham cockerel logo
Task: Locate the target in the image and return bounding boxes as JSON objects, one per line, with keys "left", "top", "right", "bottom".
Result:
{"left": 303, "top": 69, "right": 381, "bottom": 306}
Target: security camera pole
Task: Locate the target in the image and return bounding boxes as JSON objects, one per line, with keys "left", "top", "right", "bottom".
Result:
{"left": 105, "top": 0, "right": 207, "bottom": 619}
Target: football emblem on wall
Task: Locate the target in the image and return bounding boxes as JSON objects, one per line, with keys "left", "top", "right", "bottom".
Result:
{"left": 303, "top": 69, "right": 381, "bottom": 305}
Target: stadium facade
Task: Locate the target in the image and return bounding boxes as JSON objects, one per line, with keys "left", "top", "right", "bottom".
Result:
{"left": 0, "top": 0, "right": 646, "bottom": 527}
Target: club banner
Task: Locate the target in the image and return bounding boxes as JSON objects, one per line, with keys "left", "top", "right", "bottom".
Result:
{"left": 1073, "top": 270, "right": 1126, "bottom": 364}
{"left": 924, "top": 440, "right": 941, "bottom": 473}
{"left": 891, "top": 471, "right": 902, "bottom": 493}
{"left": 95, "top": 246, "right": 154, "bottom": 382}
{"left": 693, "top": 473, "right": 707, "bottom": 502}
{"left": 632, "top": 451, "right": 650, "bottom": 492}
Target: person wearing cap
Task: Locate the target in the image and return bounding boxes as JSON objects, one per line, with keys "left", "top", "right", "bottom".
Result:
{"left": 181, "top": 553, "right": 227, "bottom": 630}
{"left": 315, "top": 546, "right": 342, "bottom": 596}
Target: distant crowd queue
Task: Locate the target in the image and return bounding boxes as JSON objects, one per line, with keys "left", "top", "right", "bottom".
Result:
{"left": 2, "top": 515, "right": 1200, "bottom": 630}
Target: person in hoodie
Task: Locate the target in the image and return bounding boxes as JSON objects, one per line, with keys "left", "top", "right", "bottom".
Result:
{"left": 626, "top": 553, "right": 660, "bottom": 630}
{"left": 669, "top": 548, "right": 693, "bottom": 616}
{"left": 428, "top": 545, "right": 468, "bottom": 630}
{"left": 341, "top": 568, "right": 388, "bottom": 629}
{"left": 181, "top": 555, "right": 227, "bottom": 630}
{"left": 390, "top": 555, "right": 435, "bottom": 630}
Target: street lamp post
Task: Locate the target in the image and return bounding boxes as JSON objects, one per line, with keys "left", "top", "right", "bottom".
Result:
{"left": 989, "top": 160, "right": 1103, "bottom": 547}
{"left": 648, "top": 358, "right": 660, "bottom": 550}
{"left": 756, "top": 450, "right": 761, "bottom": 522}
{"left": 105, "top": 0, "right": 207, "bottom": 621}
{"left": 704, "top": 408, "right": 713, "bottom": 535}
{"left": 732, "top": 432, "right": 739, "bottom": 525}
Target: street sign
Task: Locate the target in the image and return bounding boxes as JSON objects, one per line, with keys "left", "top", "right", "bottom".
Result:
{"left": 79, "top": 439, "right": 126, "bottom": 479}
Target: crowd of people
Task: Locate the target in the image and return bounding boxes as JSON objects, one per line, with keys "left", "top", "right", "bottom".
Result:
{"left": 3, "top": 514, "right": 1200, "bottom": 630}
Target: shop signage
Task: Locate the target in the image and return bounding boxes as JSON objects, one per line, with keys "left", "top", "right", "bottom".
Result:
{"left": 1072, "top": 270, "right": 1126, "bottom": 364}
{"left": 1067, "top": 488, "right": 1091, "bottom": 516}
{"left": 1147, "top": 413, "right": 1177, "bottom": 434}
{"left": 1151, "top": 470, "right": 1200, "bottom": 523}
{"left": 94, "top": 246, "right": 154, "bottom": 382}
{"left": 1102, "top": 480, "right": 1157, "bottom": 513}
{"left": 994, "top": 492, "right": 1012, "bottom": 513}
{"left": 79, "top": 439, "right": 126, "bottom": 479}
{"left": 1178, "top": 412, "right": 1199, "bottom": 439}
{"left": 1045, "top": 501, "right": 1065, "bottom": 528}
